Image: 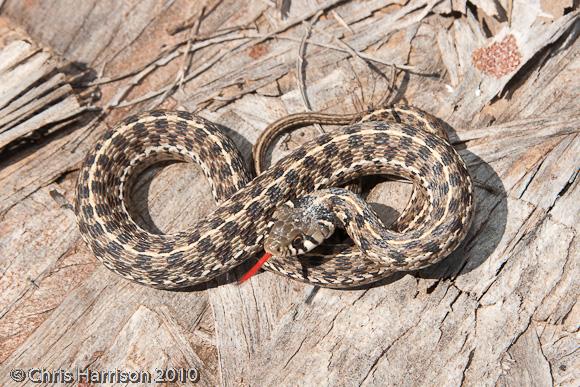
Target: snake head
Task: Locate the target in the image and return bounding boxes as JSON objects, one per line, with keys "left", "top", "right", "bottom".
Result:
{"left": 264, "top": 199, "right": 336, "bottom": 257}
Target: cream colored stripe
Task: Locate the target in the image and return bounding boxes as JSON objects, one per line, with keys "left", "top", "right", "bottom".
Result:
{"left": 90, "top": 121, "right": 458, "bottom": 258}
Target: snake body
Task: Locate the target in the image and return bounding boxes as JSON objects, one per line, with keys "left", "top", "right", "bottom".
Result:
{"left": 75, "top": 107, "right": 474, "bottom": 288}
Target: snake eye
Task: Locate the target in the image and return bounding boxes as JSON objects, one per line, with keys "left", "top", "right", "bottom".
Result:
{"left": 291, "top": 236, "right": 303, "bottom": 249}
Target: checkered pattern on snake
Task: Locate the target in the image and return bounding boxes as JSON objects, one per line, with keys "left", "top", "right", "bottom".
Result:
{"left": 74, "top": 107, "right": 474, "bottom": 289}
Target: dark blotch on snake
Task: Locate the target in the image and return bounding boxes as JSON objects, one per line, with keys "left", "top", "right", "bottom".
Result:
{"left": 347, "top": 134, "right": 363, "bottom": 147}
{"left": 247, "top": 201, "right": 265, "bottom": 217}
{"left": 198, "top": 236, "right": 213, "bottom": 252}
{"left": 432, "top": 162, "right": 443, "bottom": 175}
{"left": 219, "top": 164, "right": 233, "bottom": 179}
{"left": 83, "top": 205, "right": 94, "bottom": 218}
{"left": 322, "top": 142, "right": 339, "bottom": 157}
{"left": 90, "top": 222, "right": 104, "bottom": 237}
{"left": 112, "top": 134, "right": 128, "bottom": 149}
{"left": 284, "top": 169, "right": 299, "bottom": 185}
{"left": 266, "top": 186, "right": 283, "bottom": 202}
{"left": 177, "top": 111, "right": 193, "bottom": 120}
{"left": 291, "top": 147, "right": 307, "bottom": 161}
{"left": 187, "top": 230, "right": 201, "bottom": 245}
{"left": 104, "top": 221, "right": 119, "bottom": 233}
{"left": 133, "top": 122, "right": 147, "bottom": 138}
{"left": 167, "top": 251, "right": 185, "bottom": 265}
{"left": 417, "top": 145, "right": 430, "bottom": 161}
{"left": 271, "top": 166, "right": 284, "bottom": 179}
{"left": 133, "top": 240, "right": 151, "bottom": 253}
{"left": 399, "top": 136, "right": 412, "bottom": 148}
{"left": 423, "top": 241, "right": 441, "bottom": 254}
{"left": 221, "top": 221, "right": 238, "bottom": 236}
{"left": 208, "top": 217, "right": 222, "bottom": 229}
{"left": 316, "top": 133, "right": 332, "bottom": 146}
{"left": 302, "top": 155, "right": 317, "bottom": 169}
{"left": 84, "top": 154, "right": 95, "bottom": 167}
{"left": 424, "top": 135, "right": 438, "bottom": 148}
{"left": 155, "top": 118, "right": 169, "bottom": 129}
{"left": 343, "top": 124, "right": 360, "bottom": 134}
{"left": 95, "top": 204, "right": 111, "bottom": 217}
{"left": 123, "top": 114, "right": 139, "bottom": 124}
{"left": 401, "top": 125, "right": 418, "bottom": 137}
{"left": 116, "top": 233, "right": 131, "bottom": 245}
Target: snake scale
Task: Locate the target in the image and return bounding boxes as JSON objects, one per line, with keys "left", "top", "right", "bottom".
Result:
{"left": 75, "top": 106, "right": 474, "bottom": 289}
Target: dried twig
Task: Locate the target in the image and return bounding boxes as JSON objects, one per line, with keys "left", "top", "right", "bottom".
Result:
{"left": 252, "top": 0, "right": 349, "bottom": 45}
{"left": 296, "top": 10, "right": 324, "bottom": 133}
{"left": 49, "top": 189, "right": 74, "bottom": 212}
{"left": 109, "top": 1, "right": 350, "bottom": 109}
{"left": 116, "top": 40, "right": 249, "bottom": 108}
{"left": 312, "top": 21, "right": 402, "bottom": 109}
{"left": 167, "top": 0, "right": 224, "bottom": 35}
{"left": 331, "top": 10, "right": 353, "bottom": 33}
{"left": 377, "top": 65, "right": 399, "bottom": 106}
{"left": 349, "top": 62, "right": 367, "bottom": 113}
{"left": 148, "top": 6, "right": 208, "bottom": 109}
{"left": 375, "top": 0, "right": 439, "bottom": 49}
{"left": 115, "top": 31, "right": 423, "bottom": 109}
{"left": 313, "top": 25, "right": 368, "bottom": 69}
{"left": 106, "top": 0, "right": 427, "bottom": 111}
{"left": 107, "top": 60, "right": 162, "bottom": 109}
{"left": 87, "top": 28, "right": 246, "bottom": 87}
{"left": 257, "top": 33, "right": 419, "bottom": 72}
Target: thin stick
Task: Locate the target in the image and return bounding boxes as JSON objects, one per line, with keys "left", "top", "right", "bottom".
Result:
{"left": 113, "top": 0, "right": 433, "bottom": 110}
{"left": 331, "top": 10, "right": 353, "bottom": 33}
{"left": 116, "top": 39, "right": 249, "bottom": 108}
{"left": 377, "top": 65, "right": 399, "bottom": 106}
{"left": 296, "top": 10, "right": 324, "bottom": 133}
{"left": 313, "top": 22, "right": 401, "bottom": 109}
{"left": 256, "top": 33, "right": 419, "bottom": 72}
{"left": 252, "top": 0, "right": 349, "bottom": 46}
{"left": 87, "top": 29, "right": 246, "bottom": 87}
{"left": 115, "top": 5, "right": 347, "bottom": 110}
{"left": 148, "top": 6, "right": 207, "bottom": 109}
{"left": 167, "top": 0, "right": 223, "bottom": 35}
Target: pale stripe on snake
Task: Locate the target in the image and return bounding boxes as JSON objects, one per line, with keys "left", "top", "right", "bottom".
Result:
{"left": 74, "top": 106, "right": 474, "bottom": 288}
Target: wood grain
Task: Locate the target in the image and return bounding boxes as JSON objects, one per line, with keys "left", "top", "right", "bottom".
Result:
{"left": 0, "top": 1, "right": 578, "bottom": 386}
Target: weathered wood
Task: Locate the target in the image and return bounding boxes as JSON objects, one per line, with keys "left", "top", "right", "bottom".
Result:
{"left": 0, "top": 1, "right": 578, "bottom": 386}
{"left": 0, "top": 40, "right": 87, "bottom": 151}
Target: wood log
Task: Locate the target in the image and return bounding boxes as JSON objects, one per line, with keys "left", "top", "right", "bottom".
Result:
{"left": 0, "top": 1, "right": 577, "bottom": 386}
{"left": 0, "top": 40, "right": 87, "bottom": 151}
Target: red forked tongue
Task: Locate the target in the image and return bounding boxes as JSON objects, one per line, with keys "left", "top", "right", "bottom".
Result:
{"left": 239, "top": 252, "right": 273, "bottom": 283}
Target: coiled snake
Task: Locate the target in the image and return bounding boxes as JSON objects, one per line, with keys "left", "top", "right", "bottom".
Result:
{"left": 75, "top": 106, "right": 474, "bottom": 289}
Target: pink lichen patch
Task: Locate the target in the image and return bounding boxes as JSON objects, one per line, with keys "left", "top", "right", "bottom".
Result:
{"left": 472, "top": 35, "right": 522, "bottom": 78}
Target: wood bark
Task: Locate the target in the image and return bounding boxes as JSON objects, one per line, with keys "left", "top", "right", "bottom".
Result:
{"left": 0, "top": 1, "right": 577, "bottom": 386}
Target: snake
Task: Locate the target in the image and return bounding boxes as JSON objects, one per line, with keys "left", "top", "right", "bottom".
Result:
{"left": 74, "top": 106, "right": 474, "bottom": 289}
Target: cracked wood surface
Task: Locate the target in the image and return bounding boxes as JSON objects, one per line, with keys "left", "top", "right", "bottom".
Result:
{"left": 0, "top": 38, "right": 87, "bottom": 152}
{"left": 0, "top": 1, "right": 578, "bottom": 386}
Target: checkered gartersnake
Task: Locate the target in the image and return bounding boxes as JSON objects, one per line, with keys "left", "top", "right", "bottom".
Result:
{"left": 75, "top": 106, "right": 474, "bottom": 288}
